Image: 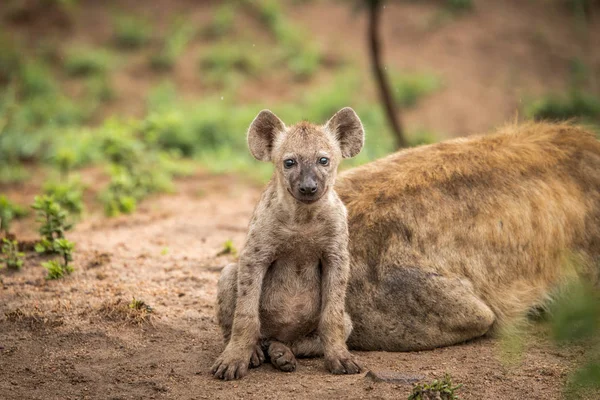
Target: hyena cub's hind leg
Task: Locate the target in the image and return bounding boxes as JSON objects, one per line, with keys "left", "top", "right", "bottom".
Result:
{"left": 290, "top": 314, "right": 354, "bottom": 358}
{"left": 265, "top": 315, "right": 351, "bottom": 374}
{"left": 215, "top": 263, "right": 265, "bottom": 368}
{"left": 288, "top": 314, "right": 360, "bottom": 375}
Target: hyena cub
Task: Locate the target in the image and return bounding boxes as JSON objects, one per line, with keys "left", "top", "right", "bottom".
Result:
{"left": 211, "top": 107, "right": 364, "bottom": 380}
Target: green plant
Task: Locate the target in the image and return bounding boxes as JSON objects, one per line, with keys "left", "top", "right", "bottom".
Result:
{"left": 217, "top": 239, "right": 237, "bottom": 256}
{"left": 64, "top": 47, "right": 113, "bottom": 77}
{"left": 408, "top": 374, "right": 463, "bottom": 400}
{"left": 19, "top": 61, "right": 57, "bottom": 98}
{"left": 251, "top": 0, "right": 283, "bottom": 30}
{"left": 42, "top": 238, "right": 75, "bottom": 279}
{"left": 446, "top": 0, "right": 473, "bottom": 12}
{"left": 407, "top": 128, "right": 439, "bottom": 147}
{"left": 1, "top": 238, "right": 24, "bottom": 270}
{"left": 526, "top": 90, "right": 600, "bottom": 123}
{"left": 243, "top": 0, "right": 323, "bottom": 80}
{"left": 391, "top": 71, "right": 443, "bottom": 108}
{"left": 43, "top": 179, "right": 85, "bottom": 217}
{"left": 0, "top": 196, "right": 28, "bottom": 235}
{"left": 52, "top": 148, "right": 77, "bottom": 179}
{"left": 42, "top": 260, "right": 65, "bottom": 279}
{"left": 199, "top": 42, "right": 265, "bottom": 84}
{"left": 150, "top": 19, "right": 196, "bottom": 71}
{"left": 566, "top": 0, "right": 598, "bottom": 20}
{"left": 287, "top": 44, "right": 321, "bottom": 81}
{"left": 0, "top": 164, "right": 30, "bottom": 184}
{"left": 32, "top": 195, "right": 72, "bottom": 253}
{"left": 203, "top": 4, "right": 236, "bottom": 38}
{"left": 98, "top": 119, "right": 178, "bottom": 216}
{"left": 0, "top": 82, "right": 90, "bottom": 163}
{"left": 100, "top": 168, "right": 139, "bottom": 217}
{"left": 130, "top": 297, "right": 153, "bottom": 313}
{"left": 55, "top": 237, "right": 74, "bottom": 267}
{"left": 0, "top": 62, "right": 91, "bottom": 168}
{"left": 113, "top": 14, "right": 151, "bottom": 49}
{"left": 550, "top": 280, "right": 600, "bottom": 397}
{"left": 86, "top": 74, "right": 115, "bottom": 103}
{"left": 0, "top": 32, "right": 22, "bottom": 83}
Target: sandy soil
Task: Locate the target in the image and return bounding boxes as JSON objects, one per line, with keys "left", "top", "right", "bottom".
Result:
{"left": 0, "top": 173, "right": 595, "bottom": 400}
{"left": 2, "top": 0, "right": 599, "bottom": 398}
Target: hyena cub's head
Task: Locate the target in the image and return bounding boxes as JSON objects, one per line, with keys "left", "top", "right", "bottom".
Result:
{"left": 247, "top": 107, "right": 364, "bottom": 205}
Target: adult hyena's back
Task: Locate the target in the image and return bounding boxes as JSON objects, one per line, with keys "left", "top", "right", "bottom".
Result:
{"left": 336, "top": 123, "right": 600, "bottom": 350}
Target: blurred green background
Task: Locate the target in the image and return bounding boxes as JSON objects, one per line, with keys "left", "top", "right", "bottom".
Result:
{"left": 0, "top": 0, "right": 599, "bottom": 211}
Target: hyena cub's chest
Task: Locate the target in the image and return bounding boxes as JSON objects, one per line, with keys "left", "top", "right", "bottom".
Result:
{"left": 259, "top": 235, "right": 324, "bottom": 343}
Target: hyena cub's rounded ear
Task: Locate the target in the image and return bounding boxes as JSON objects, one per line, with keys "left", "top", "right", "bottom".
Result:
{"left": 247, "top": 109, "right": 286, "bottom": 162}
{"left": 325, "top": 107, "right": 365, "bottom": 158}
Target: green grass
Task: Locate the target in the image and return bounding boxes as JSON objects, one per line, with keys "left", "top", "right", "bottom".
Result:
{"left": 391, "top": 71, "right": 443, "bottom": 108}
{"left": 241, "top": 0, "right": 323, "bottom": 80}
{"left": 129, "top": 297, "right": 153, "bottom": 312}
{"left": 0, "top": 32, "right": 23, "bottom": 82}
{"left": 150, "top": 19, "right": 196, "bottom": 71}
{"left": 64, "top": 47, "right": 114, "bottom": 77}
{"left": 0, "top": 164, "right": 30, "bottom": 185}
{"left": 19, "top": 61, "right": 57, "bottom": 98}
{"left": 85, "top": 74, "right": 115, "bottom": 103}
{"left": 199, "top": 42, "right": 266, "bottom": 85}
{"left": 407, "top": 128, "right": 440, "bottom": 147}
{"left": 550, "top": 280, "right": 600, "bottom": 397}
{"left": 526, "top": 90, "right": 600, "bottom": 123}
{"left": 287, "top": 44, "right": 321, "bottom": 81}
{"left": 140, "top": 69, "right": 403, "bottom": 181}
{"left": 1, "top": 238, "right": 24, "bottom": 271}
{"left": 203, "top": 4, "right": 236, "bottom": 38}
{"left": 499, "top": 255, "right": 600, "bottom": 398}
{"left": 0, "top": 195, "right": 28, "bottom": 235}
{"left": 97, "top": 119, "right": 184, "bottom": 216}
{"left": 43, "top": 259, "right": 74, "bottom": 280}
{"left": 446, "top": 0, "right": 473, "bottom": 12}
{"left": 43, "top": 178, "right": 85, "bottom": 217}
{"left": 32, "top": 195, "right": 74, "bottom": 254}
{"left": 408, "top": 374, "right": 463, "bottom": 400}
{"left": 113, "top": 14, "right": 152, "bottom": 49}
{"left": 217, "top": 239, "right": 237, "bottom": 256}
{"left": 0, "top": 80, "right": 91, "bottom": 165}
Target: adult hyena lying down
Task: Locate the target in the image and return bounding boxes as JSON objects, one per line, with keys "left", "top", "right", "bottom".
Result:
{"left": 339, "top": 122, "right": 600, "bottom": 351}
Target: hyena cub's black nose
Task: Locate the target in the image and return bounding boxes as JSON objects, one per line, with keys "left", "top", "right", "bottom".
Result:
{"left": 299, "top": 184, "right": 318, "bottom": 194}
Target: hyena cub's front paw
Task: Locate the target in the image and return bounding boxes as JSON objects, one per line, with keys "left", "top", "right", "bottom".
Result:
{"left": 325, "top": 350, "right": 362, "bottom": 375}
{"left": 250, "top": 343, "right": 265, "bottom": 368}
{"left": 211, "top": 346, "right": 253, "bottom": 380}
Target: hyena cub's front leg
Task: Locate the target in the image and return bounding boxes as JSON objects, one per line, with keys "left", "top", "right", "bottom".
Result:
{"left": 215, "top": 263, "right": 265, "bottom": 369}
{"left": 319, "top": 237, "right": 362, "bottom": 374}
{"left": 211, "top": 245, "right": 273, "bottom": 380}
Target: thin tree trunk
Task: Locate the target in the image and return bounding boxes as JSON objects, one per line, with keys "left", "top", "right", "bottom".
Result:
{"left": 367, "top": 0, "right": 407, "bottom": 149}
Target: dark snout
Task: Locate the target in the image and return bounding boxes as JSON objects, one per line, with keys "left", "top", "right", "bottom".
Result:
{"left": 295, "top": 170, "right": 323, "bottom": 204}
{"left": 299, "top": 179, "right": 318, "bottom": 195}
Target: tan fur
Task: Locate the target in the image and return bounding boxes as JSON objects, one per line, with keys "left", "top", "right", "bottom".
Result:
{"left": 212, "top": 108, "right": 365, "bottom": 380}
{"left": 337, "top": 122, "right": 600, "bottom": 351}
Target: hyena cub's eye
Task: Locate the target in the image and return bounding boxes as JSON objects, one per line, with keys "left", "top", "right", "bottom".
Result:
{"left": 318, "top": 157, "right": 329, "bottom": 166}
{"left": 283, "top": 159, "right": 296, "bottom": 169}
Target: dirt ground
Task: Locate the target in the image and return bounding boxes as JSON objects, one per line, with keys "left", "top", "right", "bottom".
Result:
{"left": 0, "top": 172, "right": 594, "bottom": 400}
{"left": 2, "top": 0, "right": 600, "bottom": 398}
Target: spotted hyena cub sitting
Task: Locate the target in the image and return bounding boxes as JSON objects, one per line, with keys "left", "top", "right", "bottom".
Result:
{"left": 212, "top": 107, "right": 365, "bottom": 380}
